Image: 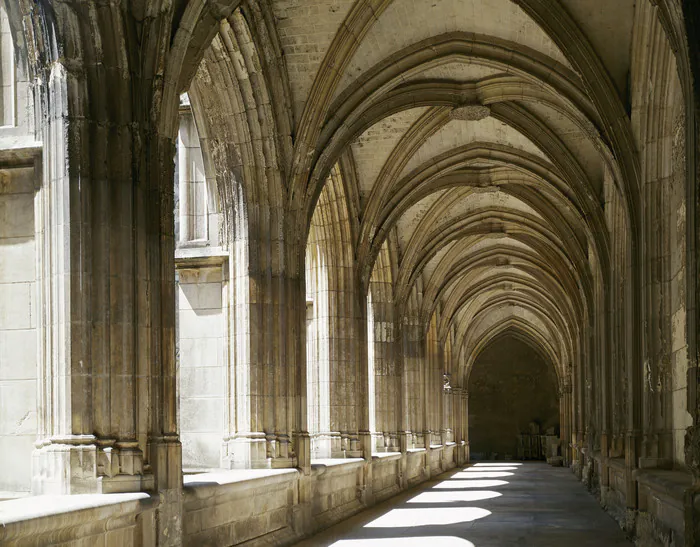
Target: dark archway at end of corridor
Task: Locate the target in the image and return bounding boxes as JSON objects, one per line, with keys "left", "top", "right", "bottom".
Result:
{"left": 468, "top": 335, "right": 559, "bottom": 461}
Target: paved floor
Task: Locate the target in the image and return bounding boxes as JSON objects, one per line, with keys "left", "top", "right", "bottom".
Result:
{"left": 295, "top": 462, "right": 632, "bottom": 547}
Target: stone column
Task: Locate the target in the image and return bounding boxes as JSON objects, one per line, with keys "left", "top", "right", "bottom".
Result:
{"left": 452, "top": 387, "right": 464, "bottom": 464}
{"left": 368, "top": 283, "right": 399, "bottom": 453}
{"left": 404, "top": 321, "right": 426, "bottom": 449}
{"left": 463, "top": 391, "right": 470, "bottom": 462}
{"left": 560, "top": 382, "right": 573, "bottom": 465}
{"left": 442, "top": 386, "right": 453, "bottom": 445}
{"left": 31, "top": 22, "right": 181, "bottom": 498}
{"left": 222, "top": 255, "right": 302, "bottom": 470}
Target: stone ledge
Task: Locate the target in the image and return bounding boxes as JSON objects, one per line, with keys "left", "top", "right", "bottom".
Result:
{"left": 634, "top": 468, "right": 692, "bottom": 504}
{"left": 0, "top": 492, "right": 151, "bottom": 526}
{"left": 0, "top": 491, "right": 30, "bottom": 502}
{"left": 0, "top": 138, "right": 41, "bottom": 166}
{"left": 608, "top": 457, "right": 626, "bottom": 472}
{"left": 311, "top": 458, "right": 365, "bottom": 476}
{"left": 183, "top": 468, "right": 299, "bottom": 497}
{"left": 175, "top": 246, "right": 229, "bottom": 266}
{"left": 0, "top": 492, "right": 152, "bottom": 542}
{"left": 372, "top": 452, "right": 401, "bottom": 462}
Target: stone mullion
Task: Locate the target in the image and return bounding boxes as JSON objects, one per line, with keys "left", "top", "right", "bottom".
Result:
{"left": 356, "top": 286, "right": 372, "bottom": 460}
{"left": 223, "top": 234, "right": 267, "bottom": 468}
{"left": 334, "top": 262, "right": 358, "bottom": 457}
{"left": 563, "top": 382, "right": 573, "bottom": 464}
{"left": 98, "top": 120, "right": 140, "bottom": 483}
{"left": 371, "top": 279, "right": 398, "bottom": 452}
{"left": 451, "top": 387, "right": 463, "bottom": 463}
{"left": 574, "top": 328, "right": 586, "bottom": 469}
{"left": 385, "top": 295, "right": 400, "bottom": 452}
{"left": 442, "top": 369, "right": 453, "bottom": 445}
{"left": 422, "top": 335, "right": 430, "bottom": 448}
{"left": 222, "top": 203, "right": 299, "bottom": 469}
{"left": 398, "top": 323, "right": 409, "bottom": 452}
{"left": 142, "top": 134, "right": 182, "bottom": 501}
{"left": 425, "top": 328, "right": 440, "bottom": 446}
{"left": 402, "top": 317, "right": 425, "bottom": 448}
{"left": 275, "top": 266, "right": 297, "bottom": 465}
{"left": 463, "top": 391, "right": 470, "bottom": 462}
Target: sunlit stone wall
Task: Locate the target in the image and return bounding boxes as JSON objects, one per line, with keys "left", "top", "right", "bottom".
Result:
{"left": 0, "top": 166, "right": 37, "bottom": 495}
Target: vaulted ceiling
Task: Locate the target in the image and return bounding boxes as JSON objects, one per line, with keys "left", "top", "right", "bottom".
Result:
{"left": 190, "top": 0, "right": 671, "bottom": 385}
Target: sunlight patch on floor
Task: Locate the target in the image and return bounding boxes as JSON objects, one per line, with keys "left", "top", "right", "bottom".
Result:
{"left": 433, "top": 479, "right": 509, "bottom": 489}
{"left": 451, "top": 471, "right": 514, "bottom": 479}
{"left": 330, "top": 538, "right": 476, "bottom": 547}
{"left": 407, "top": 490, "right": 502, "bottom": 503}
{"left": 364, "top": 507, "right": 491, "bottom": 528}
{"left": 462, "top": 466, "right": 519, "bottom": 471}
{"left": 472, "top": 462, "right": 523, "bottom": 467}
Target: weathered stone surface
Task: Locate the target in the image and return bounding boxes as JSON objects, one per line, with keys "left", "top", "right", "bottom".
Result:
{"left": 0, "top": 0, "right": 699, "bottom": 544}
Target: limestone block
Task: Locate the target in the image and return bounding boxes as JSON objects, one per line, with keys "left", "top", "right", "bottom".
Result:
{"left": 0, "top": 329, "right": 36, "bottom": 379}
{"left": 0, "top": 282, "right": 33, "bottom": 329}
{"left": 181, "top": 433, "right": 224, "bottom": 469}
{"left": 180, "top": 366, "right": 225, "bottom": 397}
{"left": 0, "top": 193, "right": 34, "bottom": 238}
{"left": 180, "top": 397, "right": 224, "bottom": 433}
{"left": 0, "top": 379, "right": 36, "bottom": 434}
{"left": 178, "top": 337, "right": 222, "bottom": 368}
{"left": 0, "top": 434, "right": 33, "bottom": 491}
{"left": 178, "top": 308, "right": 221, "bottom": 340}
{"left": 0, "top": 239, "right": 34, "bottom": 283}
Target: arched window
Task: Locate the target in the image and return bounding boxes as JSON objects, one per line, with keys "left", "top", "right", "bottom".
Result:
{"left": 305, "top": 222, "right": 334, "bottom": 458}
{"left": 305, "top": 164, "right": 358, "bottom": 460}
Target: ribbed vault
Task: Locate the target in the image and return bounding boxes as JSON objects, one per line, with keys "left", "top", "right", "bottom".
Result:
{"left": 3, "top": 0, "right": 700, "bottom": 543}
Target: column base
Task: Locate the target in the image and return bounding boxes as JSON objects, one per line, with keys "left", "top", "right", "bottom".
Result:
{"left": 32, "top": 437, "right": 98, "bottom": 495}
{"left": 32, "top": 436, "right": 154, "bottom": 495}
{"left": 310, "top": 432, "right": 343, "bottom": 459}
{"left": 223, "top": 434, "right": 298, "bottom": 469}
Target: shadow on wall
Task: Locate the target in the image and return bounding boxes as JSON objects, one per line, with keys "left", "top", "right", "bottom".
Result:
{"left": 468, "top": 335, "right": 559, "bottom": 460}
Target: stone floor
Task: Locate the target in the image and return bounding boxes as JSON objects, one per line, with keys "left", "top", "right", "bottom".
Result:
{"left": 295, "top": 462, "right": 633, "bottom": 547}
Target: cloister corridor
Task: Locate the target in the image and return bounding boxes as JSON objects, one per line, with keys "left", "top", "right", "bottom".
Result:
{"left": 296, "top": 463, "right": 632, "bottom": 547}
{"left": 2, "top": 0, "right": 700, "bottom": 545}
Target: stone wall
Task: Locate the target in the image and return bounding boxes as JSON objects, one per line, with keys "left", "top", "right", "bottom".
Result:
{"left": 468, "top": 336, "right": 559, "bottom": 459}
{"left": 0, "top": 492, "right": 155, "bottom": 546}
{"left": 177, "top": 263, "right": 227, "bottom": 470}
{"left": 0, "top": 166, "right": 36, "bottom": 496}
{"left": 0, "top": 450, "right": 460, "bottom": 546}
